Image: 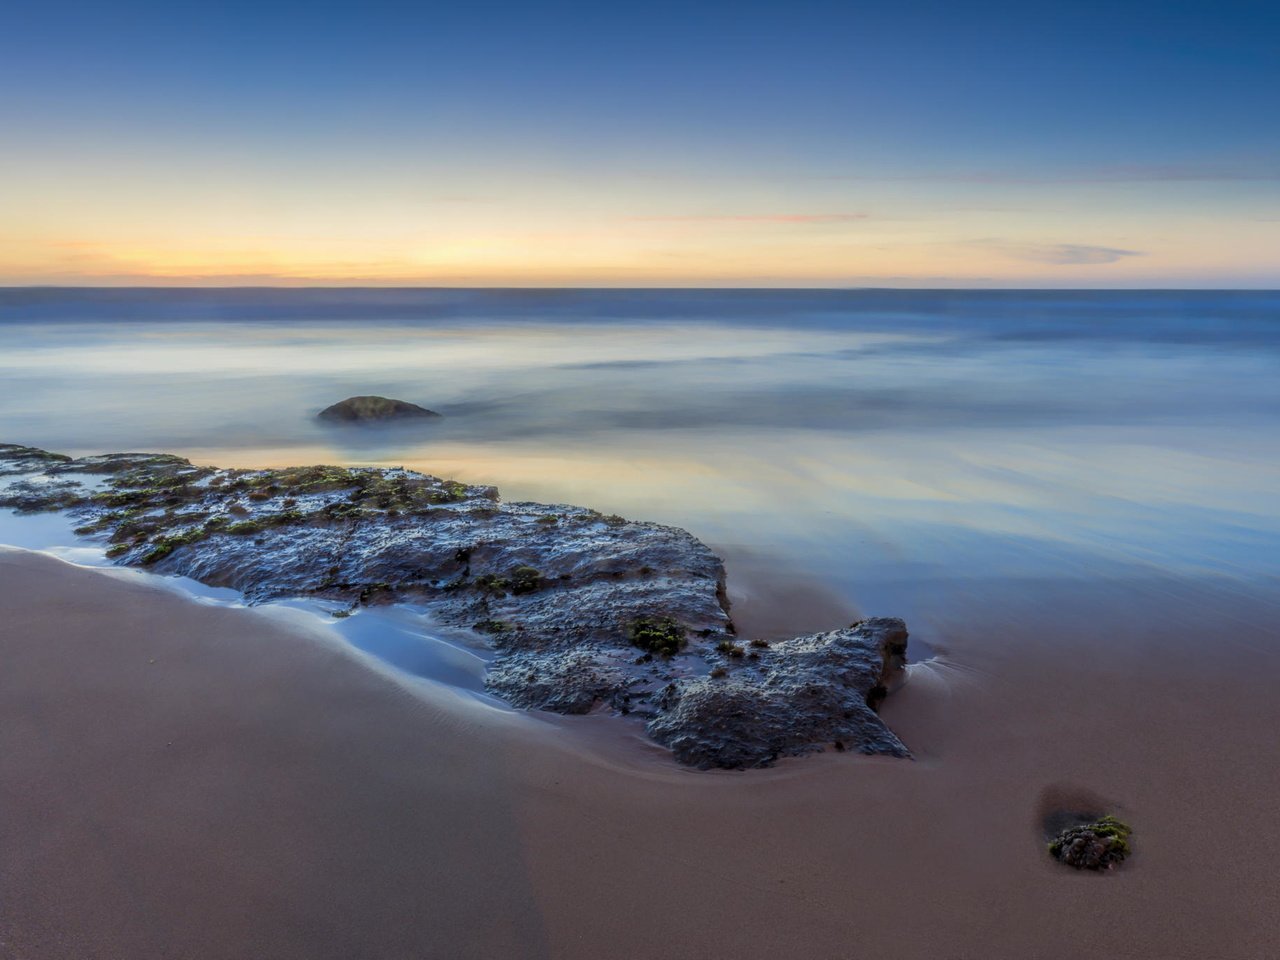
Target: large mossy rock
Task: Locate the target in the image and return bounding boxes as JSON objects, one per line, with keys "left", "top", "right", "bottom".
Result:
{"left": 0, "top": 442, "right": 913, "bottom": 770}
{"left": 317, "top": 396, "right": 440, "bottom": 423}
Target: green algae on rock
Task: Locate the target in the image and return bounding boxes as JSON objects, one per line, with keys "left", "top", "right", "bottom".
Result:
{"left": 1048, "top": 815, "right": 1133, "bottom": 871}
{"left": 628, "top": 615, "right": 686, "bottom": 657}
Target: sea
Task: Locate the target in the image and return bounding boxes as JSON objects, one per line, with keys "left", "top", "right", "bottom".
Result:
{"left": 3, "top": 288, "right": 1278, "bottom": 652}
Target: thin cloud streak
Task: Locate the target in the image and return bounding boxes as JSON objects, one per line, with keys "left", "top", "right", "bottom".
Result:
{"left": 627, "top": 213, "right": 871, "bottom": 223}
{"left": 833, "top": 162, "right": 1280, "bottom": 185}
{"left": 968, "top": 240, "right": 1145, "bottom": 266}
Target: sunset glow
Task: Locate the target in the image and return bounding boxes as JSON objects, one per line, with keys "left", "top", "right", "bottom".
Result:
{"left": 2, "top": 1, "right": 1277, "bottom": 287}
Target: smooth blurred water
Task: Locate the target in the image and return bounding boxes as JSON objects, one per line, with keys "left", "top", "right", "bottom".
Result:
{"left": 3, "top": 289, "right": 1278, "bottom": 642}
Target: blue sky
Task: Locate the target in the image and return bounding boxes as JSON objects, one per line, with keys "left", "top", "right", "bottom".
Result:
{"left": 2, "top": 0, "right": 1277, "bottom": 285}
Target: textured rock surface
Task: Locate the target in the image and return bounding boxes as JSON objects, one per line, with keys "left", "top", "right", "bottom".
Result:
{"left": 646, "top": 619, "right": 911, "bottom": 768}
{"left": 0, "top": 443, "right": 71, "bottom": 476}
{"left": 1048, "top": 816, "right": 1133, "bottom": 870}
{"left": 317, "top": 396, "right": 440, "bottom": 422}
{"left": 0, "top": 442, "right": 911, "bottom": 768}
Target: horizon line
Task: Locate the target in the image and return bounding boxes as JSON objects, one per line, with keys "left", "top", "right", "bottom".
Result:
{"left": 2, "top": 284, "right": 1279, "bottom": 293}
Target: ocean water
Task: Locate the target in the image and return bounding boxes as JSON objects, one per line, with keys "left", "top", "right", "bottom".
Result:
{"left": 2, "top": 288, "right": 1279, "bottom": 648}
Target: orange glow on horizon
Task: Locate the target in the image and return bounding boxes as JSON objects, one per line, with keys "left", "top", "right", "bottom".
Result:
{"left": 2, "top": 169, "right": 1276, "bottom": 287}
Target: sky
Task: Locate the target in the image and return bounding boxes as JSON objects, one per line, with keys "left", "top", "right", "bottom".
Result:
{"left": 1, "top": 0, "right": 1277, "bottom": 287}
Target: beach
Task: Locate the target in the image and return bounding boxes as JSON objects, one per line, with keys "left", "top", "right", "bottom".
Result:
{"left": 3, "top": 290, "right": 1279, "bottom": 956}
{"left": 5, "top": 0, "right": 1279, "bottom": 947}
{"left": 4, "top": 546, "right": 1278, "bottom": 959}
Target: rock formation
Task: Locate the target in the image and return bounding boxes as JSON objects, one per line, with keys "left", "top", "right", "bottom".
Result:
{"left": 317, "top": 396, "right": 440, "bottom": 423}
{"left": 1048, "top": 816, "right": 1133, "bottom": 870}
{"left": 0, "top": 442, "right": 911, "bottom": 769}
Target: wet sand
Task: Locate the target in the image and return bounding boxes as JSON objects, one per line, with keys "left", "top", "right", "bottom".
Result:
{"left": 2, "top": 547, "right": 1279, "bottom": 959}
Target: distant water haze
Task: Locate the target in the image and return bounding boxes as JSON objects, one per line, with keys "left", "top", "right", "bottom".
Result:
{"left": 2, "top": 289, "right": 1278, "bottom": 641}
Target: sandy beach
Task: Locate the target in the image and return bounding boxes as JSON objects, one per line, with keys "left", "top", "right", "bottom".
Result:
{"left": 3, "top": 546, "right": 1278, "bottom": 959}
{"left": 4, "top": 0, "right": 1278, "bottom": 940}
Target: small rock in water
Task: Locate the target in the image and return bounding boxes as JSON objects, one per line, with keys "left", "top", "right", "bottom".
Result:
{"left": 1048, "top": 815, "right": 1133, "bottom": 870}
{"left": 316, "top": 396, "right": 441, "bottom": 423}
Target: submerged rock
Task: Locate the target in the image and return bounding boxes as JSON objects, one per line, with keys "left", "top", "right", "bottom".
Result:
{"left": 317, "top": 396, "right": 440, "bottom": 423}
{"left": 0, "top": 442, "right": 912, "bottom": 769}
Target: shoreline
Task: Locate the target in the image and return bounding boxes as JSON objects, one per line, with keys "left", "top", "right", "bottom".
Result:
{"left": 3, "top": 546, "right": 1279, "bottom": 957}
{"left": 0, "top": 443, "right": 913, "bottom": 768}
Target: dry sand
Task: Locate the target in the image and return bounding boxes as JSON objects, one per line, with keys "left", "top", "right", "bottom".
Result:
{"left": 2, "top": 546, "right": 1279, "bottom": 959}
